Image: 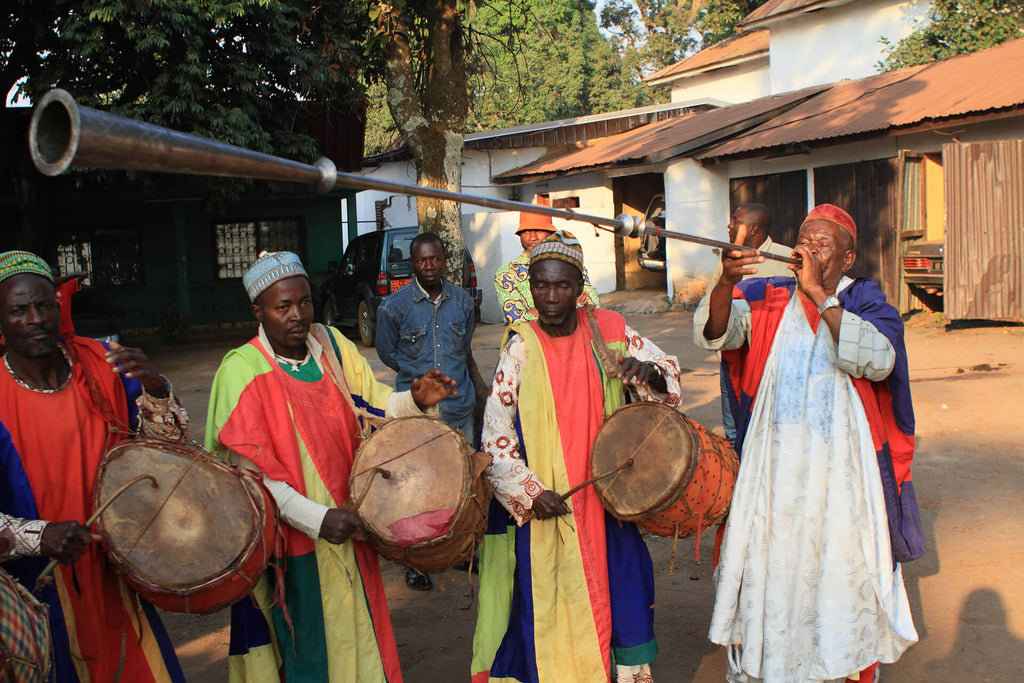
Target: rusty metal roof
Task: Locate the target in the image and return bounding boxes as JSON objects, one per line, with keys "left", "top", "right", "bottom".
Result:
{"left": 645, "top": 30, "right": 769, "bottom": 85}
{"left": 491, "top": 87, "right": 825, "bottom": 184}
{"left": 699, "top": 37, "right": 1024, "bottom": 161}
{"left": 740, "top": 0, "right": 853, "bottom": 28}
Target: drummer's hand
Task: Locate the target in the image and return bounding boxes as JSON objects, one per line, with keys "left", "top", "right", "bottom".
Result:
{"left": 105, "top": 342, "right": 169, "bottom": 397}
{"left": 618, "top": 357, "right": 667, "bottom": 394}
{"left": 531, "top": 490, "right": 570, "bottom": 520}
{"left": 411, "top": 369, "right": 456, "bottom": 409}
{"left": 319, "top": 508, "right": 365, "bottom": 545}
{"left": 41, "top": 521, "right": 101, "bottom": 564}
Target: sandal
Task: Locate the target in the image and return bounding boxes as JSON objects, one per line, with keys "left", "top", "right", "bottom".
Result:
{"left": 405, "top": 570, "right": 433, "bottom": 591}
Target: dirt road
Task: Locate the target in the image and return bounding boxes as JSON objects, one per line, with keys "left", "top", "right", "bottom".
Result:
{"left": 147, "top": 308, "right": 1024, "bottom": 682}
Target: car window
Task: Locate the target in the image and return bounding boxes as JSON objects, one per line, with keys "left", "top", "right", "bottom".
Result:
{"left": 387, "top": 236, "right": 414, "bottom": 266}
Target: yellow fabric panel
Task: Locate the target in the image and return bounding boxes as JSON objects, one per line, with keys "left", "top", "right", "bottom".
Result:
{"left": 511, "top": 323, "right": 607, "bottom": 683}
{"left": 228, "top": 644, "right": 280, "bottom": 683}
{"left": 298, "top": 428, "right": 389, "bottom": 683}
{"left": 469, "top": 530, "right": 517, "bottom": 676}
{"left": 228, "top": 573, "right": 283, "bottom": 683}
{"left": 325, "top": 325, "right": 393, "bottom": 411}
{"left": 53, "top": 566, "right": 90, "bottom": 683}
{"left": 118, "top": 580, "right": 176, "bottom": 683}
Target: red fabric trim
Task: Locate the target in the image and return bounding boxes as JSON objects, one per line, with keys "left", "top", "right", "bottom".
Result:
{"left": 528, "top": 307, "right": 627, "bottom": 677}
{"left": 0, "top": 343, "right": 165, "bottom": 682}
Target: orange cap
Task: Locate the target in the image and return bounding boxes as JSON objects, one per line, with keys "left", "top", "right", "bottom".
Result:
{"left": 516, "top": 195, "right": 556, "bottom": 235}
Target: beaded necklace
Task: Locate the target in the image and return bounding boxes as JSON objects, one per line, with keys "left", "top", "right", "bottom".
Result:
{"left": 4, "top": 344, "right": 73, "bottom": 393}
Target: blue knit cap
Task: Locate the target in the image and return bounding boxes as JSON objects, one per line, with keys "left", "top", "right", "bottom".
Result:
{"left": 243, "top": 251, "right": 307, "bottom": 302}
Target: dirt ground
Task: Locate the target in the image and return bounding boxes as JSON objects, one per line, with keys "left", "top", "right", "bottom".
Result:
{"left": 144, "top": 302, "right": 1024, "bottom": 682}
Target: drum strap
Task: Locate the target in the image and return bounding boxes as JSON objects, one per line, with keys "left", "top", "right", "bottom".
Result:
{"left": 584, "top": 304, "right": 621, "bottom": 378}
{"left": 309, "top": 324, "right": 387, "bottom": 438}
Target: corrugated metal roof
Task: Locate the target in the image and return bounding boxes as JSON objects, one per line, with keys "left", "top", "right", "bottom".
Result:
{"left": 699, "top": 37, "right": 1024, "bottom": 161}
{"left": 645, "top": 30, "right": 769, "bottom": 85}
{"left": 491, "top": 87, "right": 825, "bottom": 184}
{"left": 740, "top": 0, "right": 853, "bottom": 28}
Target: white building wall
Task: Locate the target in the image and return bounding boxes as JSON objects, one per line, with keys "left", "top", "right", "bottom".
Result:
{"left": 663, "top": 158, "right": 731, "bottom": 302}
{"left": 353, "top": 147, "right": 548, "bottom": 245}
{"left": 768, "top": 0, "right": 930, "bottom": 92}
{"left": 670, "top": 61, "right": 771, "bottom": 105}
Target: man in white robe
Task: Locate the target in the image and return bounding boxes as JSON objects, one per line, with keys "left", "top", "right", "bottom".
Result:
{"left": 695, "top": 204, "right": 924, "bottom": 683}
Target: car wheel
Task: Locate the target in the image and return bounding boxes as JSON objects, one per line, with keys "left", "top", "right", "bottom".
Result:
{"left": 323, "top": 296, "right": 340, "bottom": 328}
{"left": 358, "top": 299, "right": 375, "bottom": 347}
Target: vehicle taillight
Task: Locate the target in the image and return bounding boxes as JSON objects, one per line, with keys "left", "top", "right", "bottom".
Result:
{"left": 468, "top": 263, "right": 477, "bottom": 288}
{"left": 376, "top": 271, "right": 388, "bottom": 296}
{"left": 903, "top": 257, "right": 932, "bottom": 269}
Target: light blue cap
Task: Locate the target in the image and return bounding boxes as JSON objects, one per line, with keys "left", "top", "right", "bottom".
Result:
{"left": 243, "top": 251, "right": 307, "bottom": 302}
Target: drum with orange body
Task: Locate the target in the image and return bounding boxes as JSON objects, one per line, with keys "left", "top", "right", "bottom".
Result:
{"left": 350, "top": 416, "right": 490, "bottom": 574}
{"left": 590, "top": 402, "right": 738, "bottom": 538}
{"left": 0, "top": 567, "right": 51, "bottom": 683}
{"left": 93, "top": 440, "right": 277, "bottom": 614}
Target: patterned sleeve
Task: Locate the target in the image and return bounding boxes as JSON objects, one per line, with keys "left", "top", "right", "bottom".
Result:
{"left": 480, "top": 335, "right": 548, "bottom": 525}
{"left": 0, "top": 513, "right": 47, "bottom": 561}
{"left": 495, "top": 267, "right": 529, "bottom": 324}
{"left": 693, "top": 292, "right": 751, "bottom": 351}
{"left": 836, "top": 311, "right": 896, "bottom": 381}
{"left": 623, "top": 324, "right": 682, "bottom": 407}
{"left": 136, "top": 378, "right": 190, "bottom": 443}
{"left": 579, "top": 268, "right": 601, "bottom": 309}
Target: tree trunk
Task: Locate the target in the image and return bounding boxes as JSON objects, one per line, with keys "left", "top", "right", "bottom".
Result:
{"left": 381, "top": 0, "right": 469, "bottom": 284}
{"left": 379, "top": 0, "right": 487, "bottom": 427}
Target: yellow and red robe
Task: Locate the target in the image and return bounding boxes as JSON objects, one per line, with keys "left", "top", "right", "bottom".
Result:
{"left": 205, "top": 324, "right": 402, "bottom": 683}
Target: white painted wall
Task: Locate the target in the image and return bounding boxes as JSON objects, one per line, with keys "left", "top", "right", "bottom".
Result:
{"left": 662, "top": 158, "right": 731, "bottom": 302}
{"left": 670, "top": 60, "right": 771, "bottom": 105}
{"left": 352, "top": 146, "right": 548, "bottom": 245}
{"left": 768, "top": 0, "right": 930, "bottom": 92}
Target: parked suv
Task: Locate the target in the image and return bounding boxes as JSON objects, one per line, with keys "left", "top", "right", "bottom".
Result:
{"left": 321, "top": 227, "right": 482, "bottom": 347}
{"left": 903, "top": 240, "right": 944, "bottom": 291}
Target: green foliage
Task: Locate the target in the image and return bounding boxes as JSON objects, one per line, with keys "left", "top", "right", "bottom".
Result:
{"left": 879, "top": 0, "right": 1024, "bottom": 71}
{"left": 468, "top": 0, "right": 648, "bottom": 131}
{"left": 599, "top": 0, "right": 757, "bottom": 80}
{"left": 2, "top": 0, "right": 370, "bottom": 199}
{"left": 694, "top": 0, "right": 760, "bottom": 46}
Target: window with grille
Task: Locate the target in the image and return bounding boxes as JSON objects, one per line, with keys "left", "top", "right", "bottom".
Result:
{"left": 56, "top": 229, "right": 143, "bottom": 287}
{"left": 215, "top": 219, "right": 305, "bottom": 279}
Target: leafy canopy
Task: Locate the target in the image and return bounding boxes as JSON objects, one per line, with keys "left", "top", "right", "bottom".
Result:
{"left": 2, "top": 0, "right": 369, "bottom": 170}
{"left": 880, "top": 0, "right": 1024, "bottom": 71}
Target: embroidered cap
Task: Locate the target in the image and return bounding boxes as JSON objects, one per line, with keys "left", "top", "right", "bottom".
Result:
{"left": 243, "top": 251, "right": 308, "bottom": 302}
{"left": 801, "top": 203, "right": 857, "bottom": 246}
{"left": 529, "top": 230, "right": 585, "bottom": 274}
{"left": 516, "top": 195, "right": 556, "bottom": 235}
{"left": 0, "top": 250, "right": 54, "bottom": 285}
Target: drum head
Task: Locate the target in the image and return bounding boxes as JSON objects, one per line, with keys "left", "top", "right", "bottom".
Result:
{"left": 95, "top": 442, "right": 259, "bottom": 590}
{"left": 351, "top": 417, "right": 468, "bottom": 548}
{"left": 591, "top": 402, "right": 698, "bottom": 521}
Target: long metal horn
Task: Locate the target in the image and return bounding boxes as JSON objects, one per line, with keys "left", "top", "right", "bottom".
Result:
{"left": 29, "top": 89, "right": 798, "bottom": 265}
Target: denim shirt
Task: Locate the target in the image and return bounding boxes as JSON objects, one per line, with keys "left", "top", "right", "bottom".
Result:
{"left": 376, "top": 277, "right": 475, "bottom": 426}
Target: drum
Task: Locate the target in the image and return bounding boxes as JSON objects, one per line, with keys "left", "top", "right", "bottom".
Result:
{"left": 0, "top": 567, "right": 51, "bottom": 683}
{"left": 93, "top": 440, "right": 276, "bottom": 614}
{"left": 350, "top": 417, "right": 490, "bottom": 573}
{"left": 590, "top": 402, "right": 738, "bottom": 538}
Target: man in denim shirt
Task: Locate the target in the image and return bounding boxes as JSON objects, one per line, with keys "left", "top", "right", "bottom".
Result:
{"left": 376, "top": 232, "right": 476, "bottom": 590}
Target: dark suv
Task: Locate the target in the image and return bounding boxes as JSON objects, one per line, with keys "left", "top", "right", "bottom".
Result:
{"left": 321, "top": 227, "right": 482, "bottom": 347}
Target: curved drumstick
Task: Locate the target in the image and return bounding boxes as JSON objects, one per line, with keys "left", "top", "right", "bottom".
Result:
{"left": 34, "top": 474, "right": 159, "bottom": 592}
{"left": 559, "top": 458, "right": 635, "bottom": 502}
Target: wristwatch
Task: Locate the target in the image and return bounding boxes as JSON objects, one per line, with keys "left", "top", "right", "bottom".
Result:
{"left": 817, "top": 295, "right": 841, "bottom": 315}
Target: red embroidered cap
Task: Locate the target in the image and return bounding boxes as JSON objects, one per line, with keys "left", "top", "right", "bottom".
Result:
{"left": 802, "top": 203, "right": 857, "bottom": 246}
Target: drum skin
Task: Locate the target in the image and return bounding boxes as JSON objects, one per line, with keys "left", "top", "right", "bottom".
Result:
{"left": 591, "top": 402, "right": 739, "bottom": 538}
{"left": 93, "top": 440, "right": 276, "bottom": 614}
{"left": 0, "top": 567, "right": 51, "bottom": 683}
{"left": 350, "top": 417, "right": 490, "bottom": 573}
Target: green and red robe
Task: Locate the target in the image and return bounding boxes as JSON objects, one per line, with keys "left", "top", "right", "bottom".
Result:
{"left": 205, "top": 324, "right": 402, "bottom": 683}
